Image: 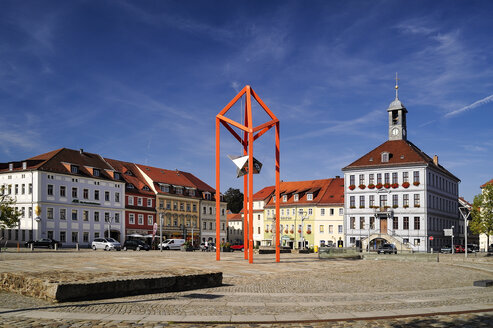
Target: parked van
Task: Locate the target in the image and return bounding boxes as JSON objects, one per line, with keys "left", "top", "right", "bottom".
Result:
{"left": 158, "top": 239, "right": 185, "bottom": 250}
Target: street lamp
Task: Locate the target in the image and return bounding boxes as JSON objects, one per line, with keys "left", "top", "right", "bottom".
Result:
{"left": 451, "top": 225, "right": 455, "bottom": 254}
{"left": 459, "top": 207, "right": 470, "bottom": 258}
{"left": 300, "top": 211, "right": 307, "bottom": 250}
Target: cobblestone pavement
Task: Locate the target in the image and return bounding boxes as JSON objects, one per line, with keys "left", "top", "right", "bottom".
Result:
{"left": 1, "top": 250, "right": 493, "bottom": 326}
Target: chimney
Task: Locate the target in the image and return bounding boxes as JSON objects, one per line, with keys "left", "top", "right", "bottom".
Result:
{"left": 433, "top": 155, "right": 438, "bottom": 166}
{"left": 336, "top": 175, "right": 340, "bottom": 179}
{"left": 80, "top": 149, "right": 84, "bottom": 154}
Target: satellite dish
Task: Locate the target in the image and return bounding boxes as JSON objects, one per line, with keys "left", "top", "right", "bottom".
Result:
{"left": 228, "top": 155, "right": 262, "bottom": 178}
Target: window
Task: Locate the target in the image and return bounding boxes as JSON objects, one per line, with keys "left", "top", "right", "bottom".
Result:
{"left": 379, "top": 195, "right": 387, "bottom": 207}
{"left": 83, "top": 210, "right": 88, "bottom": 221}
{"left": 414, "top": 194, "right": 420, "bottom": 207}
{"left": 28, "top": 207, "right": 32, "bottom": 218}
{"left": 370, "top": 217, "right": 375, "bottom": 229}
{"left": 189, "top": 189, "right": 195, "bottom": 197}
{"left": 21, "top": 184, "right": 25, "bottom": 194}
{"left": 128, "top": 196, "right": 134, "bottom": 205}
{"left": 414, "top": 238, "right": 420, "bottom": 246}
{"left": 176, "top": 187, "right": 183, "bottom": 195}
{"left": 60, "top": 231, "right": 66, "bottom": 242}
{"left": 308, "top": 208, "right": 313, "bottom": 215}
{"left": 392, "top": 172, "right": 398, "bottom": 184}
{"left": 307, "top": 193, "right": 313, "bottom": 201}
{"left": 83, "top": 232, "right": 89, "bottom": 243}
{"left": 47, "top": 208, "right": 54, "bottom": 219}
{"left": 381, "top": 152, "right": 389, "bottom": 162}
{"left": 138, "top": 214, "right": 144, "bottom": 225}
{"left": 330, "top": 208, "right": 334, "bottom": 215}
{"left": 377, "top": 173, "right": 382, "bottom": 184}
{"left": 294, "top": 194, "right": 299, "bottom": 202}
{"left": 319, "top": 225, "right": 324, "bottom": 233}
{"left": 148, "top": 215, "right": 153, "bottom": 225}
{"left": 350, "top": 175, "right": 355, "bottom": 186}
{"left": 174, "top": 202, "right": 177, "bottom": 210}
{"left": 115, "top": 192, "right": 120, "bottom": 203}
{"left": 60, "top": 209, "right": 66, "bottom": 220}
{"left": 47, "top": 231, "right": 53, "bottom": 240}
{"left": 83, "top": 189, "right": 89, "bottom": 199}
{"left": 403, "top": 217, "right": 409, "bottom": 230}
{"left": 329, "top": 225, "right": 333, "bottom": 233}
{"left": 384, "top": 173, "right": 390, "bottom": 184}
{"left": 147, "top": 199, "right": 152, "bottom": 207}
{"left": 72, "top": 232, "right": 78, "bottom": 243}
{"left": 60, "top": 186, "right": 66, "bottom": 197}
{"left": 94, "top": 232, "right": 100, "bottom": 239}
{"left": 129, "top": 213, "right": 135, "bottom": 224}
{"left": 180, "top": 203, "right": 184, "bottom": 211}
{"left": 403, "top": 172, "right": 409, "bottom": 183}
{"left": 203, "top": 206, "right": 206, "bottom": 214}
{"left": 413, "top": 171, "right": 420, "bottom": 183}
{"left": 94, "top": 211, "right": 99, "bottom": 222}
{"left": 193, "top": 204, "right": 197, "bottom": 212}
{"left": 414, "top": 217, "right": 420, "bottom": 230}
{"left": 29, "top": 183, "right": 32, "bottom": 194}
{"left": 338, "top": 225, "right": 343, "bottom": 233}
{"left": 360, "top": 217, "right": 365, "bottom": 229}
{"left": 403, "top": 194, "right": 409, "bottom": 207}
{"left": 203, "top": 221, "right": 207, "bottom": 229}
{"left": 105, "top": 212, "right": 109, "bottom": 222}
{"left": 166, "top": 201, "right": 171, "bottom": 210}
{"left": 350, "top": 217, "right": 355, "bottom": 229}
{"left": 369, "top": 195, "right": 375, "bottom": 208}
{"left": 350, "top": 196, "right": 355, "bottom": 208}
{"left": 14, "top": 184, "right": 18, "bottom": 194}
{"left": 72, "top": 209, "right": 78, "bottom": 220}
{"left": 47, "top": 184, "right": 53, "bottom": 196}
{"left": 369, "top": 174, "right": 374, "bottom": 185}
{"left": 186, "top": 204, "right": 191, "bottom": 212}
{"left": 71, "top": 165, "right": 79, "bottom": 174}
{"left": 94, "top": 190, "right": 99, "bottom": 200}
{"left": 359, "top": 195, "right": 365, "bottom": 208}
{"left": 393, "top": 217, "right": 398, "bottom": 230}
{"left": 72, "top": 187, "right": 78, "bottom": 198}
{"left": 359, "top": 174, "right": 364, "bottom": 185}
{"left": 283, "top": 195, "right": 287, "bottom": 202}
{"left": 392, "top": 194, "right": 398, "bottom": 207}
{"left": 105, "top": 191, "right": 110, "bottom": 202}
{"left": 321, "top": 209, "right": 325, "bottom": 216}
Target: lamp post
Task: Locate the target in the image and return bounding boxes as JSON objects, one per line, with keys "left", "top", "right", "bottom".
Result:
{"left": 451, "top": 225, "right": 455, "bottom": 254}
{"left": 300, "top": 211, "right": 307, "bottom": 250}
{"left": 159, "top": 212, "right": 163, "bottom": 252}
{"left": 367, "top": 222, "right": 370, "bottom": 253}
{"left": 459, "top": 207, "right": 470, "bottom": 258}
{"left": 106, "top": 214, "right": 114, "bottom": 239}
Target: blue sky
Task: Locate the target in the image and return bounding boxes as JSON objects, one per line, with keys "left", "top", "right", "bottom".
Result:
{"left": 1, "top": 0, "right": 492, "bottom": 202}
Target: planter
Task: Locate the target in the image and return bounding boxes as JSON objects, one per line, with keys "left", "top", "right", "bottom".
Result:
{"left": 415, "top": 205, "right": 420, "bottom": 208}
{"left": 290, "top": 230, "right": 294, "bottom": 234}
{"left": 349, "top": 185, "right": 356, "bottom": 190}
{"left": 306, "top": 231, "right": 311, "bottom": 234}
{"left": 359, "top": 206, "right": 365, "bottom": 209}
{"left": 350, "top": 206, "right": 356, "bottom": 209}
{"left": 298, "top": 230, "right": 302, "bottom": 233}
{"left": 284, "top": 230, "right": 288, "bottom": 234}
{"left": 359, "top": 184, "right": 366, "bottom": 190}
{"left": 384, "top": 183, "right": 391, "bottom": 189}
{"left": 376, "top": 183, "right": 383, "bottom": 189}
{"left": 403, "top": 205, "right": 409, "bottom": 208}
{"left": 402, "top": 182, "right": 410, "bottom": 188}
{"left": 368, "top": 184, "right": 375, "bottom": 189}
{"left": 392, "top": 205, "right": 398, "bottom": 209}
{"left": 413, "top": 182, "right": 420, "bottom": 186}
{"left": 392, "top": 183, "right": 399, "bottom": 188}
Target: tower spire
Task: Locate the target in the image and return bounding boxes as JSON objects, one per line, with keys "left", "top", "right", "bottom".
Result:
{"left": 395, "top": 72, "right": 399, "bottom": 99}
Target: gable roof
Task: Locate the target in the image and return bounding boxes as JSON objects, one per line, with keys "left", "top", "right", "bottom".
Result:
{"left": 342, "top": 139, "right": 460, "bottom": 181}
{"left": 481, "top": 179, "right": 493, "bottom": 188}
{"left": 104, "top": 158, "right": 155, "bottom": 196}
{"left": 253, "top": 186, "right": 275, "bottom": 201}
{"left": 136, "top": 164, "right": 197, "bottom": 189}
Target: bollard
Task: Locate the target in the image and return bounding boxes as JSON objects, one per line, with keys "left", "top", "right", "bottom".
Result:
{"left": 76, "top": 243, "right": 79, "bottom": 251}
{"left": 17, "top": 242, "right": 20, "bottom": 252}
{"left": 437, "top": 252, "right": 439, "bottom": 263}
{"left": 30, "top": 243, "right": 34, "bottom": 252}
{"left": 54, "top": 243, "right": 58, "bottom": 251}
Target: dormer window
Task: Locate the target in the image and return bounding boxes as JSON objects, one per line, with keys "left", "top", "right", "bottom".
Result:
{"left": 294, "top": 194, "right": 299, "bottom": 202}
{"left": 160, "top": 184, "right": 169, "bottom": 192}
{"left": 189, "top": 190, "right": 195, "bottom": 197}
{"left": 143, "top": 186, "right": 150, "bottom": 191}
{"left": 381, "top": 152, "right": 390, "bottom": 163}
{"left": 71, "top": 165, "right": 79, "bottom": 174}
{"left": 22, "top": 162, "right": 27, "bottom": 170}
{"left": 272, "top": 195, "right": 276, "bottom": 203}
{"left": 176, "top": 187, "right": 183, "bottom": 195}
{"left": 8, "top": 163, "right": 13, "bottom": 171}
{"left": 114, "top": 172, "right": 120, "bottom": 180}
{"left": 93, "top": 169, "right": 100, "bottom": 177}
{"left": 127, "top": 183, "right": 135, "bottom": 189}
{"left": 307, "top": 193, "right": 313, "bottom": 201}
{"left": 283, "top": 195, "right": 287, "bottom": 202}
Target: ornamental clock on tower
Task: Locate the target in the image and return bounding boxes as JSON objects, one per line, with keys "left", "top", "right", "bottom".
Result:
{"left": 388, "top": 74, "right": 407, "bottom": 141}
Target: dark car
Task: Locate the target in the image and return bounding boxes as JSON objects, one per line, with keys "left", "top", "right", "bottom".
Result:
{"left": 24, "top": 238, "right": 61, "bottom": 249}
{"left": 467, "top": 244, "right": 479, "bottom": 253}
{"left": 377, "top": 243, "right": 397, "bottom": 254}
{"left": 123, "top": 240, "right": 150, "bottom": 251}
{"left": 440, "top": 245, "right": 452, "bottom": 253}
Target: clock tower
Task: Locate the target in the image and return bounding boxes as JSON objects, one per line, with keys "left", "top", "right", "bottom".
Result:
{"left": 387, "top": 75, "right": 407, "bottom": 141}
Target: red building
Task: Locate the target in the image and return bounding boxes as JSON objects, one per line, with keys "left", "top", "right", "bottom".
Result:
{"left": 105, "top": 158, "right": 156, "bottom": 238}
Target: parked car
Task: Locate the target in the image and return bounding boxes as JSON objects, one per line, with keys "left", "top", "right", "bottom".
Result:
{"left": 488, "top": 244, "right": 493, "bottom": 253}
{"left": 157, "top": 239, "right": 185, "bottom": 250}
{"left": 231, "top": 244, "right": 244, "bottom": 252}
{"left": 467, "top": 244, "right": 479, "bottom": 253}
{"left": 377, "top": 243, "right": 397, "bottom": 254}
{"left": 199, "top": 242, "right": 216, "bottom": 251}
{"left": 440, "top": 245, "right": 452, "bottom": 253}
{"left": 24, "top": 238, "right": 61, "bottom": 249}
{"left": 123, "top": 239, "right": 150, "bottom": 251}
{"left": 91, "top": 237, "right": 121, "bottom": 251}
{"left": 455, "top": 245, "right": 465, "bottom": 253}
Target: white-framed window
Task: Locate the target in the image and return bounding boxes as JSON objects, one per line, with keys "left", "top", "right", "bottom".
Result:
{"left": 83, "top": 210, "right": 89, "bottom": 221}
{"left": 338, "top": 225, "right": 343, "bottom": 233}
{"left": 381, "top": 152, "right": 389, "bottom": 163}
{"left": 308, "top": 208, "right": 313, "bottom": 215}
{"left": 60, "top": 208, "right": 66, "bottom": 220}
{"left": 71, "top": 209, "right": 78, "bottom": 220}
{"left": 147, "top": 198, "right": 152, "bottom": 207}
{"left": 176, "top": 187, "right": 183, "bottom": 195}
{"left": 128, "top": 196, "right": 134, "bottom": 205}
{"left": 138, "top": 214, "right": 144, "bottom": 225}
{"left": 60, "top": 231, "right": 66, "bottom": 242}
{"left": 307, "top": 193, "right": 313, "bottom": 201}
{"left": 115, "top": 192, "right": 120, "bottom": 203}
{"left": 94, "top": 190, "right": 99, "bottom": 200}
{"left": 319, "top": 225, "right": 324, "bottom": 233}
{"left": 129, "top": 213, "right": 135, "bottom": 224}
{"left": 94, "top": 211, "right": 99, "bottom": 222}
{"left": 47, "top": 208, "right": 54, "bottom": 219}
{"left": 83, "top": 189, "right": 89, "bottom": 199}
{"left": 148, "top": 215, "right": 153, "bottom": 225}
{"left": 137, "top": 197, "right": 143, "bottom": 206}
{"left": 294, "top": 194, "right": 299, "bottom": 202}
{"left": 321, "top": 209, "right": 325, "bottom": 216}
{"left": 115, "top": 213, "right": 119, "bottom": 223}
{"left": 59, "top": 186, "right": 66, "bottom": 197}
{"left": 71, "top": 165, "right": 79, "bottom": 174}
{"left": 339, "top": 208, "right": 343, "bottom": 215}
{"left": 93, "top": 168, "right": 100, "bottom": 177}
{"left": 72, "top": 231, "right": 78, "bottom": 243}
{"left": 283, "top": 195, "right": 287, "bottom": 202}
{"left": 105, "top": 191, "right": 110, "bottom": 201}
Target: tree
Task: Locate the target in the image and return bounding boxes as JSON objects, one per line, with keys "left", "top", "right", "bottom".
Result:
{"left": 470, "top": 183, "right": 493, "bottom": 249}
{"left": 224, "top": 188, "right": 244, "bottom": 214}
{"left": 0, "top": 185, "right": 22, "bottom": 229}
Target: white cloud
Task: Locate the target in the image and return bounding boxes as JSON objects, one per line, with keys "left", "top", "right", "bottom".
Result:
{"left": 445, "top": 94, "right": 493, "bottom": 118}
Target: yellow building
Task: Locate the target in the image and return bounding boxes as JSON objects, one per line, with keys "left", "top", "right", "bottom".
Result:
{"left": 263, "top": 177, "right": 345, "bottom": 249}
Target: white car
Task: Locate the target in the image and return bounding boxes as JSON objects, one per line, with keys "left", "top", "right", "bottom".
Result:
{"left": 157, "top": 239, "right": 185, "bottom": 250}
{"left": 92, "top": 237, "right": 121, "bottom": 251}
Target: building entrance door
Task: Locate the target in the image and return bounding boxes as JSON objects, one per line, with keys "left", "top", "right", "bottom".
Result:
{"left": 380, "top": 218, "right": 387, "bottom": 234}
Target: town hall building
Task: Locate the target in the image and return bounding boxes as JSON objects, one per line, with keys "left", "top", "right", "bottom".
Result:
{"left": 342, "top": 82, "right": 461, "bottom": 252}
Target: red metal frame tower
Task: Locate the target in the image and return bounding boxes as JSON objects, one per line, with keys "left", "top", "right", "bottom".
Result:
{"left": 215, "top": 85, "right": 280, "bottom": 263}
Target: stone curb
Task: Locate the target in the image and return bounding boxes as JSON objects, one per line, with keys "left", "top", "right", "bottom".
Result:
{"left": 1, "top": 305, "right": 493, "bottom": 323}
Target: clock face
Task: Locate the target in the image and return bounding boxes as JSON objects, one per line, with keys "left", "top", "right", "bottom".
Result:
{"left": 392, "top": 128, "right": 399, "bottom": 136}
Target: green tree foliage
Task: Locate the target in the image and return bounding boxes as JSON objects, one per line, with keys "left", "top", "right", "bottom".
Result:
{"left": 470, "top": 183, "right": 493, "bottom": 243}
{"left": 224, "top": 188, "right": 244, "bottom": 214}
{"left": 0, "top": 185, "right": 22, "bottom": 229}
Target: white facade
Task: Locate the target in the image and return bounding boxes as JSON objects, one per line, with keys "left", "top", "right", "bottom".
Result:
{"left": 199, "top": 198, "right": 227, "bottom": 243}
{"left": 252, "top": 199, "right": 267, "bottom": 246}
{"left": 227, "top": 219, "right": 243, "bottom": 244}
{"left": 1, "top": 169, "right": 124, "bottom": 247}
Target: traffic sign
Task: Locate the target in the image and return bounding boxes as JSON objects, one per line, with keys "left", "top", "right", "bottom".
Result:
{"left": 429, "top": 236, "right": 434, "bottom": 241}
{"left": 444, "top": 229, "right": 453, "bottom": 236}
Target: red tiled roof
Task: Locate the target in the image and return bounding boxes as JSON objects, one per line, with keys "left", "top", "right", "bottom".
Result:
{"left": 253, "top": 186, "right": 275, "bottom": 200}
{"left": 264, "top": 178, "right": 344, "bottom": 208}
{"left": 136, "top": 164, "right": 197, "bottom": 189}
{"left": 481, "top": 179, "right": 493, "bottom": 188}
{"left": 104, "top": 158, "right": 155, "bottom": 196}
{"left": 342, "top": 140, "right": 460, "bottom": 181}
{"left": 227, "top": 213, "right": 242, "bottom": 221}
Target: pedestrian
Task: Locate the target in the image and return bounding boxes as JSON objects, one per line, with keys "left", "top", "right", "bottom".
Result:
{"left": 205, "top": 240, "right": 209, "bottom": 252}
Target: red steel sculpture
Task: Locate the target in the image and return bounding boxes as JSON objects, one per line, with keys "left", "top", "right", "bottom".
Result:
{"left": 215, "top": 85, "right": 280, "bottom": 263}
